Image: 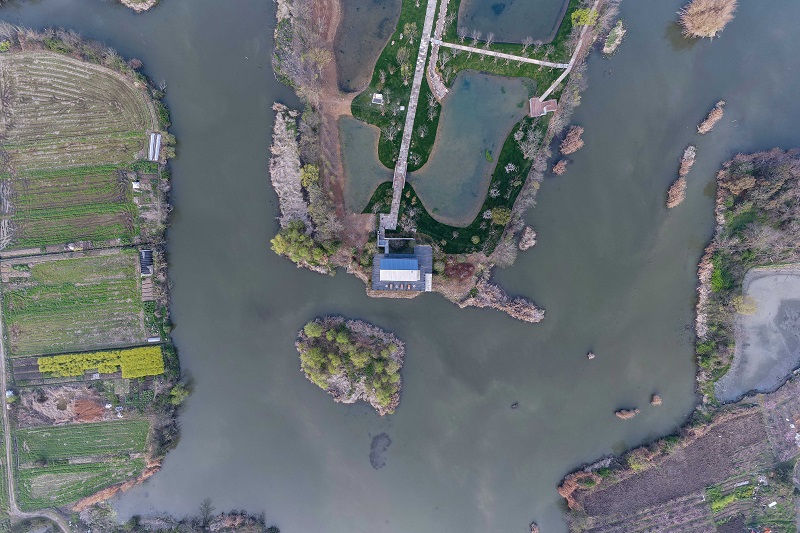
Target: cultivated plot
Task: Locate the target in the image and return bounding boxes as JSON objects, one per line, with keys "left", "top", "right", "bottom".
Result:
{"left": 1, "top": 249, "right": 148, "bottom": 356}
{"left": 15, "top": 420, "right": 149, "bottom": 464}
{"left": 16, "top": 458, "right": 146, "bottom": 510}
{"left": 0, "top": 52, "right": 159, "bottom": 250}
{"left": 14, "top": 419, "right": 149, "bottom": 510}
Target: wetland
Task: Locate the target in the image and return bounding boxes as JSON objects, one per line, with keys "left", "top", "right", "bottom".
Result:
{"left": 3, "top": 0, "right": 800, "bottom": 531}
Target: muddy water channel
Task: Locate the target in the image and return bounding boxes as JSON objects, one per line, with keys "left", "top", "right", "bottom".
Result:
{"left": 4, "top": 0, "right": 800, "bottom": 532}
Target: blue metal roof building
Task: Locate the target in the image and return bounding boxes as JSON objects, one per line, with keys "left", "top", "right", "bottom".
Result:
{"left": 371, "top": 246, "right": 433, "bottom": 292}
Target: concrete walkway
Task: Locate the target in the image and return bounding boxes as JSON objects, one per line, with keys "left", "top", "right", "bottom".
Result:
{"left": 540, "top": 0, "right": 601, "bottom": 100}
{"left": 426, "top": 0, "right": 451, "bottom": 101}
{"left": 431, "top": 39, "right": 570, "bottom": 69}
{"left": 382, "top": 0, "right": 438, "bottom": 231}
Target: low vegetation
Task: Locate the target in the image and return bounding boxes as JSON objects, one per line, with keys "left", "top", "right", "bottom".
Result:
{"left": 678, "top": 0, "right": 738, "bottom": 39}
{"left": 296, "top": 316, "right": 405, "bottom": 415}
{"left": 560, "top": 125, "right": 585, "bottom": 155}
{"left": 79, "top": 499, "right": 282, "bottom": 532}
{"left": 269, "top": 104, "right": 340, "bottom": 273}
{"left": 666, "top": 177, "right": 686, "bottom": 208}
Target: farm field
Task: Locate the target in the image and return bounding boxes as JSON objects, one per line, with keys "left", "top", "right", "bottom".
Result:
{"left": 2, "top": 164, "right": 138, "bottom": 249}
{"left": 14, "top": 419, "right": 149, "bottom": 510}
{"left": 15, "top": 420, "right": 149, "bottom": 464}
{"left": 0, "top": 51, "right": 161, "bottom": 250}
{"left": 37, "top": 346, "right": 165, "bottom": 380}
{"left": 1, "top": 249, "right": 149, "bottom": 356}
{"left": 16, "top": 457, "right": 146, "bottom": 511}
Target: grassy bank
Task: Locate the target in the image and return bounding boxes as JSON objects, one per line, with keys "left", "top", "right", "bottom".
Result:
{"left": 350, "top": 0, "right": 441, "bottom": 171}
{"left": 352, "top": 0, "right": 581, "bottom": 172}
{"left": 364, "top": 116, "right": 547, "bottom": 254}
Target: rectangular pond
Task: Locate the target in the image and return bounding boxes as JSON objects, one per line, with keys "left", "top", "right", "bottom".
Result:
{"left": 457, "top": 0, "right": 569, "bottom": 44}
{"left": 335, "top": 0, "right": 401, "bottom": 92}
{"left": 407, "top": 70, "right": 531, "bottom": 226}
{"left": 339, "top": 115, "right": 394, "bottom": 213}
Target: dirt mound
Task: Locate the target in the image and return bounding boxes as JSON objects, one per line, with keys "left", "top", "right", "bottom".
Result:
{"left": 74, "top": 399, "right": 106, "bottom": 422}
{"left": 17, "top": 385, "right": 109, "bottom": 427}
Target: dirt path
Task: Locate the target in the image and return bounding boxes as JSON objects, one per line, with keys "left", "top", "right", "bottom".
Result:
{"left": 313, "top": 0, "right": 374, "bottom": 247}
{"left": 0, "top": 295, "right": 70, "bottom": 532}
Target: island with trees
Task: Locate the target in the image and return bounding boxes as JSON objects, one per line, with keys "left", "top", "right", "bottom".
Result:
{"left": 297, "top": 316, "right": 405, "bottom": 415}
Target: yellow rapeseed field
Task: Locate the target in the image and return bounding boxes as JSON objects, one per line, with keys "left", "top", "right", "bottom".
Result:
{"left": 38, "top": 346, "right": 164, "bottom": 379}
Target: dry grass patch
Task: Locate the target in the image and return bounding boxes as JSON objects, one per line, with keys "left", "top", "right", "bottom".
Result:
{"left": 679, "top": 0, "right": 738, "bottom": 39}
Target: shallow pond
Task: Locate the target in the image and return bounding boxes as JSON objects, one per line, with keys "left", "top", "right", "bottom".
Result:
{"left": 715, "top": 269, "right": 800, "bottom": 402}
{"left": 339, "top": 116, "right": 393, "bottom": 213}
{"left": 457, "top": 0, "right": 569, "bottom": 45}
{"left": 335, "top": 0, "right": 401, "bottom": 92}
{"left": 408, "top": 71, "right": 530, "bottom": 225}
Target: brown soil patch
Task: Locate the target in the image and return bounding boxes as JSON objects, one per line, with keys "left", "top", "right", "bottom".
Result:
{"left": 444, "top": 259, "right": 476, "bottom": 281}
{"left": 577, "top": 409, "right": 769, "bottom": 516}
{"left": 16, "top": 385, "right": 109, "bottom": 427}
{"left": 74, "top": 399, "right": 106, "bottom": 422}
{"left": 310, "top": 0, "right": 389, "bottom": 248}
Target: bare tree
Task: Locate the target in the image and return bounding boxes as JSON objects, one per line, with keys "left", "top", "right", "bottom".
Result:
{"left": 396, "top": 47, "right": 410, "bottom": 67}
{"left": 403, "top": 22, "right": 419, "bottom": 43}
{"left": 518, "top": 127, "right": 542, "bottom": 160}
{"left": 484, "top": 32, "right": 495, "bottom": 49}
{"left": 417, "top": 124, "right": 429, "bottom": 138}
{"left": 521, "top": 36, "right": 534, "bottom": 53}
{"left": 427, "top": 93, "right": 437, "bottom": 108}
{"left": 378, "top": 69, "right": 386, "bottom": 88}
{"left": 199, "top": 498, "right": 215, "bottom": 530}
{"left": 471, "top": 29, "right": 482, "bottom": 47}
{"left": 444, "top": 12, "right": 456, "bottom": 29}
{"left": 382, "top": 121, "right": 402, "bottom": 141}
{"left": 458, "top": 27, "right": 468, "bottom": 44}
{"left": 427, "top": 100, "right": 438, "bottom": 122}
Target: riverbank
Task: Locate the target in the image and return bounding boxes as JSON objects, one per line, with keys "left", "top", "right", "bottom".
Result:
{"left": 558, "top": 148, "right": 800, "bottom": 531}
{"left": 0, "top": 25, "right": 186, "bottom": 525}
{"left": 270, "top": 0, "right": 618, "bottom": 323}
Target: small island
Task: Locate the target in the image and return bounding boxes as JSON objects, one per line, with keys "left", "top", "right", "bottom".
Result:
{"left": 297, "top": 316, "right": 405, "bottom": 415}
